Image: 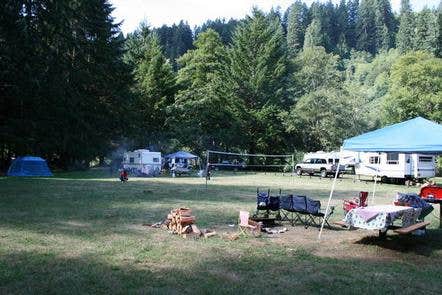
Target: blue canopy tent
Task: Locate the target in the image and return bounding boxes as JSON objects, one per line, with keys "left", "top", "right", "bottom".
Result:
{"left": 164, "top": 151, "right": 199, "bottom": 176}
{"left": 319, "top": 117, "right": 442, "bottom": 238}
{"left": 7, "top": 156, "right": 53, "bottom": 177}
{"left": 164, "top": 151, "right": 198, "bottom": 160}
{"left": 342, "top": 117, "right": 442, "bottom": 153}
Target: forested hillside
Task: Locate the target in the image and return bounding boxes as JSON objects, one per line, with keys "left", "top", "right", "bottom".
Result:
{"left": 1, "top": 0, "right": 441, "bottom": 170}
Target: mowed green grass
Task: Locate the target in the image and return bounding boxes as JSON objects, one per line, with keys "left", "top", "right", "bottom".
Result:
{"left": 1, "top": 169, "right": 442, "bottom": 294}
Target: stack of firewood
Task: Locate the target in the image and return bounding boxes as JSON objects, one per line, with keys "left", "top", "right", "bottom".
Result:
{"left": 161, "top": 207, "right": 216, "bottom": 238}
{"left": 164, "top": 208, "right": 198, "bottom": 236}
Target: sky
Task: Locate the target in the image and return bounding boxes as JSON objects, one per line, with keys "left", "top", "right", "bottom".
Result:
{"left": 110, "top": 0, "right": 440, "bottom": 34}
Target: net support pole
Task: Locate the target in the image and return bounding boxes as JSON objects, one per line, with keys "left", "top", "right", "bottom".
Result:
{"left": 318, "top": 163, "right": 340, "bottom": 240}
{"left": 205, "top": 150, "right": 210, "bottom": 189}
{"left": 291, "top": 154, "right": 295, "bottom": 176}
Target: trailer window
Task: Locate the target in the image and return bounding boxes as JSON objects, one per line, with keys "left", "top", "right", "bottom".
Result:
{"left": 328, "top": 158, "right": 339, "bottom": 164}
{"left": 129, "top": 157, "right": 134, "bottom": 164}
{"left": 387, "top": 153, "right": 399, "bottom": 165}
{"left": 369, "top": 156, "right": 380, "bottom": 164}
{"left": 419, "top": 156, "right": 433, "bottom": 163}
{"left": 153, "top": 157, "right": 159, "bottom": 163}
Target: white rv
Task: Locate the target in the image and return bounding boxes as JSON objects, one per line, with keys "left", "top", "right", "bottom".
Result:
{"left": 123, "top": 149, "right": 161, "bottom": 176}
{"left": 343, "top": 151, "right": 436, "bottom": 182}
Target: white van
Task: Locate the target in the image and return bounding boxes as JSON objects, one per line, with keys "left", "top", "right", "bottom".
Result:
{"left": 123, "top": 149, "right": 161, "bottom": 176}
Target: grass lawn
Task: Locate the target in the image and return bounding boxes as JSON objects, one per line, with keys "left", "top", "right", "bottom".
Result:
{"left": 1, "top": 169, "right": 442, "bottom": 294}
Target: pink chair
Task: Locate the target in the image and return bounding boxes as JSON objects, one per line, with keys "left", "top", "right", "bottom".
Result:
{"left": 239, "top": 211, "right": 261, "bottom": 236}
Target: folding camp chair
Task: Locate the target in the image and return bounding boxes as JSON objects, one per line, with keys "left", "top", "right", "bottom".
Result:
{"left": 279, "top": 194, "right": 310, "bottom": 228}
{"left": 239, "top": 211, "right": 262, "bottom": 236}
{"left": 304, "top": 198, "right": 335, "bottom": 229}
{"left": 254, "top": 188, "right": 281, "bottom": 220}
{"left": 343, "top": 191, "right": 368, "bottom": 213}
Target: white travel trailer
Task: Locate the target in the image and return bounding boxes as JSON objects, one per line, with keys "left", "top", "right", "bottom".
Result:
{"left": 123, "top": 149, "right": 161, "bottom": 176}
{"left": 342, "top": 151, "right": 436, "bottom": 182}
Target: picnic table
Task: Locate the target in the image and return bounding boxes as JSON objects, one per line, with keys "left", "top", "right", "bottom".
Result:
{"left": 344, "top": 205, "right": 422, "bottom": 236}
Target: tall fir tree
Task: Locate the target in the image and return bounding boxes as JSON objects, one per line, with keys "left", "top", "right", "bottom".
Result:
{"left": 438, "top": 2, "right": 442, "bottom": 57}
{"left": 154, "top": 21, "right": 193, "bottom": 69}
{"left": 286, "top": 0, "right": 309, "bottom": 56}
{"left": 346, "top": 0, "right": 360, "bottom": 49}
{"left": 373, "top": 0, "right": 396, "bottom": 51}
{"left": 303, "top": 18, "right": 326, "bottom": 49}
{"left": 170, "top": 30, "right": 240, "bottom": 153}
{"left": 356, "top": 0, "right": 395, "bottom": 54}
{"left": 1, "top": 0, "right": 131, "bottom": 168}
{"left": 228, "top": 9, "right": 289, "bottom": 154}
{"left": 396, "top": 0, "right": 414, "bottom": 53}
{"left": 194, "top": 18, "right": 238, "bottom": 45}
{"left": 413, "top": 8, "right": 439, "bottom": 55}
{"left": 356, "top": 0, "right": 377, "bottom": 53}
{"left": 133, "top": 34, "right": 176, "bottom": 147}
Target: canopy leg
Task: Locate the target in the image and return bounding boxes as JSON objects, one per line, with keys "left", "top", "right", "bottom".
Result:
{"left": 318, "top": 165, "right": 340, "bottom": 240}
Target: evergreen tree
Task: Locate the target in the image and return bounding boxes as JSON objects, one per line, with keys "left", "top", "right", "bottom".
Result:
{"left": 286, "top": 0, "right": 309, "bottom": 55}
{"left": 303, "top": 19, "right": 326, "bottom": 49}
{"left": 396, "top": 0, "right": 414, "bottom": 53}
{"left": 346, "top": 0, "right": 359, "bottom": 49}
{"left": 133, "top": 34, "right": 176, "bottom": 147}
{"left": 194, "top": 18, "right": 238, "bottom": 45}
{"left": 356, "top": 0, "right": 395, "bottom": 54}
{"left": 438, "top": 2, "right": 442, "bottom": 57}
{"left": 154, "top": 21, "right": 193, "bottom": 69}
{"left": 356, "top": 0, "right": 377, "bottom": 53}
{"left": 308, "top": 1, "right": 333, "bottom": 51}
{"left": 1, "top": 0, "right": 131, "bottom": 168}
{"left": 227, "top": 9, "right": 289, "bottom": 154}
{"left": 123, "top": 22, "right": 151, "bottom": 67}
{"left": 170, "top": 30, "right": 240, "bottom": 153}
{"left": 335, "top": 0, "right": 349, "bottom": 55}
{"left": 373, "top": 0, "right": 396, "bottom": 51}
{"left": 413, "top": 8, "right": 439, "bottom": 55}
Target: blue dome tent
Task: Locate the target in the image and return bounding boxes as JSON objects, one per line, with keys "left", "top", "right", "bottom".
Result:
{"left": 7, "top": 156, "right": 53, "bottom": 177}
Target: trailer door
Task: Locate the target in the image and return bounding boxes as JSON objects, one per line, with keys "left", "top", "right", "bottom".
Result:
{"left": 405, "top": 154, "right": 412, "bottom": 177}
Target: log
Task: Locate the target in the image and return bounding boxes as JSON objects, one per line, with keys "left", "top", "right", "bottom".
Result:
{"left": 191, "top": 224, "right": 201, "bottom": 235}
{"left": 181, "top": 225, "right": 192, "bottom": 234}
{"left": 204, "top": 231, "right": 217, "bottom": 238}
{"left": 180, "top": 216, "right": 196, "bottom": 225}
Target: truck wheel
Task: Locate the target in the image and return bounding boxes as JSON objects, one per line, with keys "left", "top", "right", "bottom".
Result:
{"left": 381, "top": 176, "right": 388, "bottom": 183}
{"left": 320, "top": 169, "right": 327, "bottom": 178}
{"left": 296, "top": 167, "right": 302, "bottom": 176}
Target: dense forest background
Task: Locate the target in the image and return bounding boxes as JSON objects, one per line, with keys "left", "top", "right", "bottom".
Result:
{"left": 1, "top": 0, "right": 441, "bottom": 170}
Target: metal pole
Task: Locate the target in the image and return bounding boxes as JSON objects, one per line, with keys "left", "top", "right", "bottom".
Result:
{"left": 205, "top": 150, "right": 210, "bottom": 189}
{"left": 291, "top": 154, "right": 295, "bottom": 185}
{"left": 318, "top": 161, "right": 340, "bottom": 240}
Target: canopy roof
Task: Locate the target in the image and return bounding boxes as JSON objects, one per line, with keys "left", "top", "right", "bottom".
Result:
{"left": 342, "top": 117, "right": 442, "bottom": 153}
{"left": 164, "top": 151, "right": 198, "bottom": 159}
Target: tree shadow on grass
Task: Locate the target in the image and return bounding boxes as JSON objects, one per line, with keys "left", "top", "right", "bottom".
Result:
{"left": 1, "top": 244, "right": 441, "bottom": 294}
{"left": 354, "top": 229, "right": 442, "bottom": 257}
